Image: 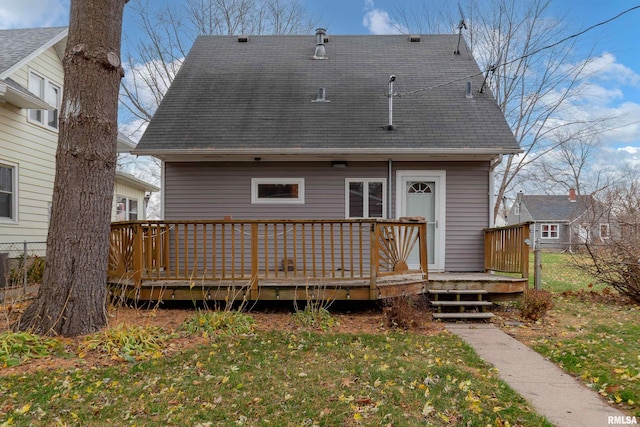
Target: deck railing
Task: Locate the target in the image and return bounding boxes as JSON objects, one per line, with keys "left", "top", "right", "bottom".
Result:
{"left": 109, "top": 219, "right": 427, "bottom": 297}
{"left": 483, "top": 222, "right": 531, "bottom": 278}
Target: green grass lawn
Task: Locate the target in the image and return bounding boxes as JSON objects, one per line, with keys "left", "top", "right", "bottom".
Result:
{"left": 505, "top": 251, "right": 640, "bottom": 417}
{"left": 0, "top": 327, "right": 552, "bottom": 426}
{"left": 1, "top": 251, "right": 636, "bottom": 424}
{"left": 528, "top": 251, "right": 606, "bottom": 292}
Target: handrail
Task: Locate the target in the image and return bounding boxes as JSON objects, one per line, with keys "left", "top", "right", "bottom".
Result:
{"left": 108, "top": 219, "right": 428, "bottom": 288}
{"left": 483, "top": 222, "right": 531, "bottom": 278}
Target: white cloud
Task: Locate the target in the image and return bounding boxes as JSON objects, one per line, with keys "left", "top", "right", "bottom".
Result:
{"left": 579, "top": 52, "right": 640, "bottom": 88}
{"left": 0, "top": 0, "right": 69, "bottom": 29}
{"left": 618, "top": 146, "right": 639, "bottom": 154}
{"left": 362, "top": 0, "right": 406, "bottom": 35}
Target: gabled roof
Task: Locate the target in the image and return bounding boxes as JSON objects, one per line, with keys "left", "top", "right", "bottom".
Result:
{"left": 520, "top": 195, "right": 593, "bottom": 222}
{"left": 0, "top": 27, "right": 68, "bottom": 78}
{"left": 0, "top": 26, "right": 67, "bottom": 109}
{"left": 135, "top": 33, "right": 522, "bottom": 161}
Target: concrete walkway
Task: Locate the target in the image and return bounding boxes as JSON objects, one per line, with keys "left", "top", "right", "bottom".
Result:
{"left": 447, "top": 324, "right": 628, "bottom": 427}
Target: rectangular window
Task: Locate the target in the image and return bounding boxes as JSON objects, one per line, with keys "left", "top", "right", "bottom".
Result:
{"left": 28, "top": 70, "right": 61, "bottom": 130}
{"left": 116, "top": 196, "right": 139, "bottom": 220}
{"left": 346, "top": 178, "right": 386, "bottom": 218}
{"left": 28, "top": 73, "right": 44, "bottom": 123}
{"left": 128, "top": 199, "right": 138, "bottom": 220}
{"left": 0, "top": 162, "right": 16, "bottom": 221}
{"left": 541, "top": 224, "right": 559, "bottom": 239}
{"left": 600, "top": 223, "right": 610, "bottom": 239}
{"left": 251, "top": 178, "right": 305, "bottom": 204}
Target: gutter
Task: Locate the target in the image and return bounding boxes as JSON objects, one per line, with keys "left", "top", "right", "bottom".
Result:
{"left": 133, "top": 147, "right": 524, "bottom": 158}
{"left": 0, "top": 80, "right": 54, "bottom": 110}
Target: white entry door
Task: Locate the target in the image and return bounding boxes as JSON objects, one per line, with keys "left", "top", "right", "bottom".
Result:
{"left": 397, "top": 171, "right": 446, "bottom": 271}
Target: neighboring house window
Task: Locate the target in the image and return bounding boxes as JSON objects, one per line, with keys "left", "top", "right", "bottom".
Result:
{"left": 116, "top": 196, "right": 139, "bottom": 220}
{"left": 251, "top": 178, "right": 305, "bottom": 204}
{"left": 28, "top": 71, "right": 61, "bottom": 130}
{"left": 541, "top": 224, "right": 559, "bottom": 239}
{"left": 346, "top": 178, "right": 386, "bottom": 218}
{"left": 600, "top": 223, "right": 610, "bottom": 239}
{"left": 0, "top": 162, "right": 17, "bottom": 221}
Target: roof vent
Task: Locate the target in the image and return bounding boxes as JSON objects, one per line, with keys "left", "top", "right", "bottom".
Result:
{"left": 466, "top": 81, "right": 473, "bottom": 99}
{"left": 312, "top": 87, "right": 330, "bottom": 102}
{"left": 313, "top": 28, "right": 328, "bottom": 59}
{"left": 409, "top": 35, "right": 421, "bottom": 42}
{"left": 238, "top": 35, "right": 248, "bottom": 43}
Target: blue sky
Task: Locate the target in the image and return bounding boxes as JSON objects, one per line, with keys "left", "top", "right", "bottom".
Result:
{"left": 1, "top": 0, "right": 639, "bottom": 168}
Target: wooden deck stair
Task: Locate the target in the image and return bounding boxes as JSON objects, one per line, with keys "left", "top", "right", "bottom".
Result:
{"left": 429, "top": 289, "right": 495, "bottom": 320}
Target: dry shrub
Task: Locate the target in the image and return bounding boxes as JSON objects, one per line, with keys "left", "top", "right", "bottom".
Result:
{"left": 519, "top": 289, "right": 553, "bottom": 321}
{"left": 382, "top": 295, "right": 430, "bottom": 330}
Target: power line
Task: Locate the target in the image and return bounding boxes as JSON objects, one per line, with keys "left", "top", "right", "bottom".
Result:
{"left": 396, "top": 5, "right": 640, "bottom": 97}
{"left": 501, "top": 5, "right": 640, "bottom": 69}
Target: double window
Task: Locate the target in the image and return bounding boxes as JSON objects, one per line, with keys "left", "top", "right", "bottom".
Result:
{"left": 541, "top": 223, "right": 559, "bottom": 239}
{"left": 251, "top": 178, "right": 305, "bottom": 204}
{"left": 116, "top": 196, "right": 138, "bottom": 221}
{"left": 0, "top": 162, "right": 16, "bottom": 221}
{"left": 346, "top": 178, "right": 386, "bottom": 218}
{"left": 28, "top": 71, "right": 61, "bottom": 130}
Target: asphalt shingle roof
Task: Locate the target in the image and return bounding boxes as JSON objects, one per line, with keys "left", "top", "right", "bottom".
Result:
{"left": 136, "top": 33, "right": 521, "bottom": 156}
{"left": 521, "top": 195, "right": 592, "bottom": 222}
{"left": 0, "top": 27, "right": 67, "bottom": 76}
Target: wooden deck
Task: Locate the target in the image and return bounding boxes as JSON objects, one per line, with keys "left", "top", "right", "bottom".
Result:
{"left": 108, "top": 272, "right": 525, "bottom": 303}
{"left": 108, "top": 219, "right": 429, "bottom": 302}
{"left": 429, "top": 272, "right": 527, "bottom": 300}
{"left": 107, "top": 220, "right": 530, "bottom": 303}
{"left": 108, "top": 272, "right": 428, "bottom": 302}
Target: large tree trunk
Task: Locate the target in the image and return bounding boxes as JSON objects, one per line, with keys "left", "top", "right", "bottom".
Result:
{"left": 18, "top": 0, "right": 128, "bottom": 336}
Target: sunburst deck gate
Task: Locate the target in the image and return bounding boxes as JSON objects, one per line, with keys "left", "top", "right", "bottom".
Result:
{"left": 108, "top": 219, "right": 428, "bottom": 302}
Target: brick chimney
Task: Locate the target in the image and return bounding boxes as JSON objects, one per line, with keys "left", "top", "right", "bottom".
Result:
{"left": 569, "top": 188, "right": 576, "bottom": 202}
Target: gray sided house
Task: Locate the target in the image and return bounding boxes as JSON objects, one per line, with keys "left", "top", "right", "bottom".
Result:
{"left": 134, "top": 30, "right": 522, "bottom": 274}
{"left": 506, "top": 189, "right": 610, "bottom": 251}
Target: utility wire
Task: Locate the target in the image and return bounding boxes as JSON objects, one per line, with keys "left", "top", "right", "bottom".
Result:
{"left": 501, "top": 4, "right": 640, "bottom": 69}
{"left": 396, "top": 5, "right": 640, "bottom": 97}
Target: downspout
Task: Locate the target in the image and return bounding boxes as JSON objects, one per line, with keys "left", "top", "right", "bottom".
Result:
{"left": 160, "top": 160, "right": 166, "bottom": 219}
{"left": 489, "top": 155, "right": 503, "bottom": 227}
{"left": 388, "top": 159, "right": 393, "bottom": 218}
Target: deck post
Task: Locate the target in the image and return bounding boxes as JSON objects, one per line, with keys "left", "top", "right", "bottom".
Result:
{"left": 369, "top": 221, "right": 379, "bottom": 300}
{"left": 419, "top": 222, "right": 429, "bottom": 284}
{"left": 132, "top": 223, "right": 143, "bottom": 288}
{"left": 483, "top": 229, "right": 491, "bottom": 272}
{"left": 250, "top": 223, "right": 259, "bottom": 299}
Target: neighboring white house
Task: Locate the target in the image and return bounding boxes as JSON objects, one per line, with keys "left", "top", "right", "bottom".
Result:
{"left": 0, "top": 27, "right": 157, "bottom": 245}
{"left": 113, "top": 170, "right": 159, "bottom": 222}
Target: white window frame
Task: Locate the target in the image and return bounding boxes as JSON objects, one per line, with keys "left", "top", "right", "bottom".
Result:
{"left": 541, "top": 223, "right": 559, "bottom": 239}
{"left": 0, "top": 160, "right": 18, "bottom": 223}
{"left": 251, "top": 178, "right": 305, "bottom": 204}
{"left": 345, "top": 178, "right": 387, "bottom": 219}
{"left": 116, "top": 195, "right": 139, "bottom": 221}
{"left": 599, "top": 223, "right": 610, "bottom": 239}
{"left": 27, "top": 70, "right": 61, "bottom": 131}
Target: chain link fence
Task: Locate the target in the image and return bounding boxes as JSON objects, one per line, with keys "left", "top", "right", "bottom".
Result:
{"left": 0, "top": 241, "right": 46, "bottom": 302}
